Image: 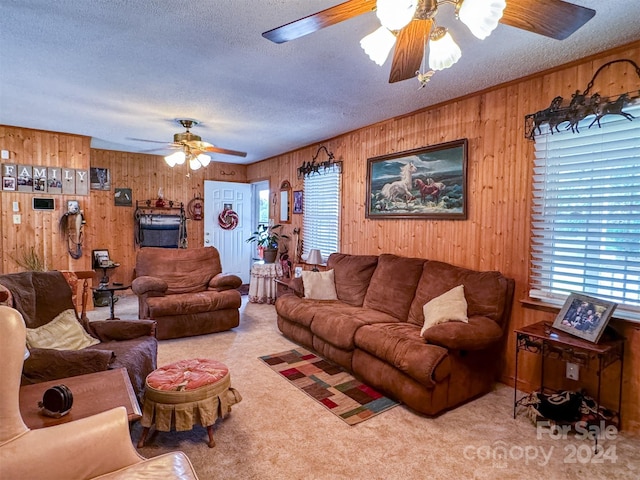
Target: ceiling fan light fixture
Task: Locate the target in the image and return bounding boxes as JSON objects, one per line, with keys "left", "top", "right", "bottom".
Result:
{"left": 376, "top": 0, "right": 418, "bottom": 31}
{"left": 189, "top": 157, "right": 202, "bottom": 171}
{"left": 457, "top": 0, "right": 506, "bottom": 40}
{"left": 165, "top": 150, "right": 185, "bottom": 167}
{"left": 360, "top": 26, "right": 397, "bottom": 66}
{"left": 428, "top": 26, "right": 461, "bottom": 71}
{"left": 197, "top": 153, "right": 211, "bottom": 167}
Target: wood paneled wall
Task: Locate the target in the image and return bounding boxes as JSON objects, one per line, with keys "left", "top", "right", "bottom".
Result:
{"left": 1, "top": 42, "right": 638, "bottom": 431}
{"left": 0, "top": 130, "right": 247, "bottom": 286}
{"left": 247, "top": 42, "right": 640, "bottom": 432}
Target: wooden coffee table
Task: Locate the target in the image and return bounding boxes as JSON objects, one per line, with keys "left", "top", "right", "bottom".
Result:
{"left": 19, "top": 368, "right": 141, "bottom": 429}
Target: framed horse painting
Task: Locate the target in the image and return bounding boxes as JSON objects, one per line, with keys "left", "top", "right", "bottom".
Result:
{"left": 365, "top": 139, "right": 468, "bottom": 219}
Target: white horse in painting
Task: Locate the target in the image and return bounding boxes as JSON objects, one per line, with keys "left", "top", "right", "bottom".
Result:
{"left": 381, "top": 162, "right": 416, "bottom": 203}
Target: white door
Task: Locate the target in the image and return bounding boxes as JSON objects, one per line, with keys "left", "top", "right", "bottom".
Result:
{"left": 204, "top": 180, "right": 253, "bottom": 284}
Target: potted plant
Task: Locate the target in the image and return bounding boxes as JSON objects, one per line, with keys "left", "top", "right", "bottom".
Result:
{"left": 246, "top": 224, "right": 289, "bottom": 263}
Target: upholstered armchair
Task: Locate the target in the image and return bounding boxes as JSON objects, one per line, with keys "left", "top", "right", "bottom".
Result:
{"left": 0, "top": 271, "right": 157, "bottom": 402}
{"left": 0, "top": 305, "right": 199, "bottom": 480}
{"left": 132, "top": 247, "right": 242, "bottom": 339}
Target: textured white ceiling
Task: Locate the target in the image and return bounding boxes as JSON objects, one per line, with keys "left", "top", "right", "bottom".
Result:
{"left": 1, "top": 1, "right": 639, "bottom": 165}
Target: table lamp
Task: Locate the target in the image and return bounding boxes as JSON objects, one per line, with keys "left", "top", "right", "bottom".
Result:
{"left": 307, "top": 249, "right": 323, "bottom": 272}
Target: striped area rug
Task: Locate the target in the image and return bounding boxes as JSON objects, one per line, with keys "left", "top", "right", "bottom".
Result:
{"left": 259, "top": 347, "right": 399, "bottom": 425}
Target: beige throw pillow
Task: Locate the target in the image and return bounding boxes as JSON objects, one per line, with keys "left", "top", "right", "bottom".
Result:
{"left": 302, "top": 269, "right": 338, "bottom": 300}
{"left": 420, "top": 285, "right": 468, "bottom": 336}
{"left": 26, "top": 309, "right": 99, "bottom": 350}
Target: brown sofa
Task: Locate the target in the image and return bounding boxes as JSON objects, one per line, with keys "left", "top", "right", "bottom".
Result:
{"left": 0, "top": 271, "right": 157, "bottom": 403}
{"left": 132, "top": 247, "right": 242, "bottom": 340}
{"left": 275, "top": 253, "right": 515, "bottom": 416}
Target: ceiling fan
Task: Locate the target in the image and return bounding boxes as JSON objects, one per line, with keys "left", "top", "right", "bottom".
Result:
{"left": 132, "top": 119, "right": 247, "bottom": 169}
{"left": 262, "top": 0, "right": 596, "bottom": 84}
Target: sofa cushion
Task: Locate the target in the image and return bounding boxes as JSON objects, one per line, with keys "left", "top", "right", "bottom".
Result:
{"left": 26, "top": 309, "right": 100, "bottom": 350}
{"left": 302, "top": 270, "right": 338, "bottom": 300}
{"left": 135, "top": 247, "right": 223, "bottom": 295}
{"left": 310, "top": 307, "right": 399, "bottom": 351}
{"left": 363, "top": 254, "right": 426, "bottom": 321}
{"left": 354, "top": 323, "right": 450, "bottom": 387}
{"left": 146, "top": 289, "right": 241, "bottom": 317}
{"left": 408, "top": 260, "right": 510, "bottom": 327}
{"left": 422, "top": 316, "right": 505, "bottom": 350}
{"left": 327, "top": 253, "right": 379, "bottom": 307}
{"left": 420, "top": 285, "right": 468, "bottom": 336}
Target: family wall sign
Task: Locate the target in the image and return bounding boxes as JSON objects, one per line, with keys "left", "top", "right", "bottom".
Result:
{"left": 1, "top": 164, "right": 89, "bottom": 195}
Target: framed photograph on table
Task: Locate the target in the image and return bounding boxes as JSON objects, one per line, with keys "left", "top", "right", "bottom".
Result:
{"left": 92, "top": 249, "right": 111, "bottom": 269}
{"left": 552, "top": 293, "right": 617, "bottom": 343}
{"left": 366, "top": 139, "right": 467, "bottom": 220}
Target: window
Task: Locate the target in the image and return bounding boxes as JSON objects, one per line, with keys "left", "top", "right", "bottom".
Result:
{"left": 303, "top": 166, "right": 341, "bottom": 261}
{"left": 530, "top": 103, "right": 640, "bottom": 321}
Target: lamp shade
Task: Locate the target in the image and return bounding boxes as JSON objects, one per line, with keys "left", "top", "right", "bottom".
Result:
{"left": 360, "top": 26, "right": 396, "bottom": 66}
{"left": 376, "top": 0, "right": 417, "bottom": 31}
{"left": 197, "top": 153, "right": 211, "bottom": 167}
{"left": 189, "top": 157, "right": 202, "bottom": 170}
{"left": 428, "top": 27, "right": 461, "bottom": 71}
{"left": 458, "top": 0, "right": 506, "bottom": 40}
{"left": 306, "top": 249, "right": 323, "bottom": 266}
{"left": 165, "top": 151, "right": 186, "bottom": 167}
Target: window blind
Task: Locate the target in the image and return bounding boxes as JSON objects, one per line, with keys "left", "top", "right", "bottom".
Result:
{"left": 303, "top": 166, "right": 341, "bottom": 261}
{"left": 530, "top": 103, "right": 640, "bottom": 321}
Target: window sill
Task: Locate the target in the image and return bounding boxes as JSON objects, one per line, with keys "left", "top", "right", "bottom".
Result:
{"left": 520, "top": 298, "right": 640, "bottom": 324}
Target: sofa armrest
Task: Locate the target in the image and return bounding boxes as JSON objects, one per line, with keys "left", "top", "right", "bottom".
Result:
{"left": 132, "top": 276, "right": 168, "bottom": 296}
{"left": 22, "top": 348, "right": 114, "bottom": 384}
{"left": 208, "top": 273, "right": 242, "bottom": 291}
{"left": 421, "top": 316, "right": 504, "bottom": 351}
{"left": 89, "top": 319, "right": 157, "bottom": 341}
{"left": 0, "top": 407, "right": 145, "bottom": 479}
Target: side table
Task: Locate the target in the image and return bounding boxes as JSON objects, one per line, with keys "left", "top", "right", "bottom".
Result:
{"left": 91, "top": 283, "right": 131, "bottom": 319}
{"left": 248, "top": 262, "right": 283, "bottom": 304}
{"left": 513, "top": 321, "right": 624, "bottom": 429}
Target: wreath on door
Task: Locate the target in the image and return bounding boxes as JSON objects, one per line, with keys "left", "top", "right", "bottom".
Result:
{"left": 218, "top": 208, "right": 239, "bottom": 230}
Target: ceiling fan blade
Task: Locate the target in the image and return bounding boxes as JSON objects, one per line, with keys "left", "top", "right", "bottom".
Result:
{"left": 203, "top": 146, "right": 248, "bottom": 158}
{"left": 389, "top": 19, "right": 432, "bottom": 84}
{"left": 501, "top": 0, "right": 595, "bottom": 40}
{"left": 262, "top": 0, "right": 375, "bottom": 44}
{"left": 127, "top": 137, "right": 168, "bottom": 144}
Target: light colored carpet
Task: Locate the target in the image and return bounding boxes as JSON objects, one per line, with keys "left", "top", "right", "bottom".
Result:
{"left": 89, "top": 295, "right": 640, "bottom": 480}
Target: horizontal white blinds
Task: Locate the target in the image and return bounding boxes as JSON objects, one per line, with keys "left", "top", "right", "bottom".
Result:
{"left": 530, "top": 103, "right": 640, "bottom": 321}
{"left": 303, "top": 166, "right": 341, "bottom": 261}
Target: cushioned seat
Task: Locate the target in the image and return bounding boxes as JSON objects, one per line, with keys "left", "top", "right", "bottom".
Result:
{"left": 139, "top": 358, "right": 242, "bottom": 448}
{"left": 132, "top": 247, "right": 242, "bottom": 340}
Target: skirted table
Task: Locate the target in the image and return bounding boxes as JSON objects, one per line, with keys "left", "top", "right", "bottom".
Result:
{"left": 248, "top": 262, "right": 283, "bottom": 304}
{"left": 138, "top": 358, "right": 242, "bottom": 448}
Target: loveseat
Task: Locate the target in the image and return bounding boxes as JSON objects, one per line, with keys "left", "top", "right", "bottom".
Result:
{"left": 132, "top": 247, "right": 242, "bottom": 340}
{"left": 275, "top": 253, "right": 515, "bottom": 416}
{"left": 0, "top": 271, "right": 157, "bottom": 403}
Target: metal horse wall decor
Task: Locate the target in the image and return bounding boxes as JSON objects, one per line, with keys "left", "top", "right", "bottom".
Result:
{"left": 525, "top": 59, "right": 640, "bottom": 140}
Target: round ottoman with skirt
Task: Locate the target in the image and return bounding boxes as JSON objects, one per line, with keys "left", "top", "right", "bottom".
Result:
{"left": 138, "top": 358, "right": 242, "bottom": 448}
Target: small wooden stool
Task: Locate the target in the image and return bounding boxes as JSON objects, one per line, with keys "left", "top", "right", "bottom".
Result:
{"left": 138, "top": 358, "right": 241, "bottom": 448}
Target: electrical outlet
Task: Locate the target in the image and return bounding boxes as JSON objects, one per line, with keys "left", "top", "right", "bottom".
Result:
{"left": 13, "top": 214, "right": 21, "bottom": 225}
{"left": 566, "top": 362, "right": 579, "bottom": 380}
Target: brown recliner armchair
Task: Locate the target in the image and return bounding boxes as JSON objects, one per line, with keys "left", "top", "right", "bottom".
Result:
{"left": 0, "top": 305, "right": 199, "bottom": 480}
{"left": 0, "top": 271, "right": 157, "bottom": 403}
{"left": 132, "top": 247, "right": 242, "bottom": 340}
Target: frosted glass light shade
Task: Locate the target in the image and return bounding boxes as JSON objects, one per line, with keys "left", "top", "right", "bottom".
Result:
{"left": 189, "top": 157, "right": 202, "bottom": 170}
{"left": 164, "top": 151, "right": 185, "bottom": 167}
{"left": 429, "top": 29, "right": 461, "bottom": 71}
{"left": 197, "top": 153, "right": 211, "bottom": 167}
{"left": 360, "top": 26, "right": 396, "bottom": 66}
{"left": 458, "top": 0, "right": 506, "bottom": 40}
{"left": 376, "top": 0, "right": 417, "bottom": 31}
